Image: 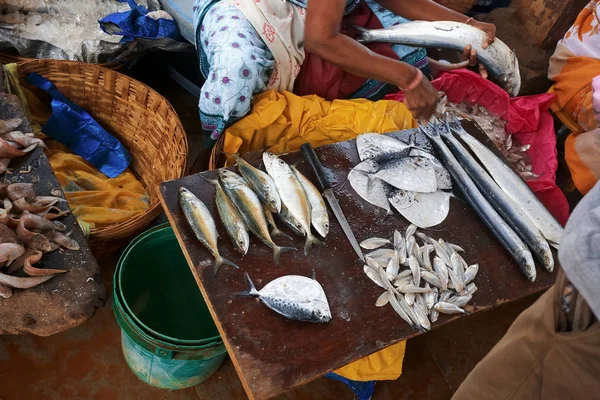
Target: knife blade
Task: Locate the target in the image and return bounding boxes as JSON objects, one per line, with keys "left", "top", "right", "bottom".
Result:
{"left": 300, "top": 143, "right": 365, "bottom": 262}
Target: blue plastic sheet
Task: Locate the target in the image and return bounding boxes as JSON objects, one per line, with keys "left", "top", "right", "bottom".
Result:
{"left": 26, "top": 73, "right": 131, "bottom": 178}
{"left": 325, "top": 372, "right": 376, "bottom": 400}
{"left": 99, "top": 0, "right": 182, "bottom": 43}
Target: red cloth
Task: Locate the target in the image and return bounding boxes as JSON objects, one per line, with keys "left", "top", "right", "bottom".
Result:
{"left": 293, "top": 2, "right": 399, "bottom": 101}
{"left": 385, "top": 69, "right": 570, "bottom": 225}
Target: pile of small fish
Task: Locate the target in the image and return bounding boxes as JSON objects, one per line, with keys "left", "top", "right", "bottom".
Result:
{"left": 444, "top": 101, "right": 537, "bottom": 180}
{"left": 348, "top": 131, "right": 453, "bottom": 229}
{"left": 420, "top": 115, "right": 563, "bottom": 282}
{"left": 179, "top": 152, "right": 329, "bottom": 275}
{"left": 0, "top": 118, "right": 45, "bottom": 174}
{"left": 0, "top": 182, "right": 77, "bottom": 298}
{"left": 362, "top": 224, "right": 478, "bottom": 331}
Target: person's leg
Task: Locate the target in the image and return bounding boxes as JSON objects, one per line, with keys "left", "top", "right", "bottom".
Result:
{"left": 194, "top": 0, "right": 274, "bottom": 144}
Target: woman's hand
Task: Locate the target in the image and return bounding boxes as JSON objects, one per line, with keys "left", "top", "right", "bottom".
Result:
{"left": 462, "top": 20, "right": 496, "bottom": 79}
{"left": 404, "top": 74, "right": 439, "bottom": 121}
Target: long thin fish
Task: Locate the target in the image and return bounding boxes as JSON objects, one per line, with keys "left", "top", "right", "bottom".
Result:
{"left": 179, "top": 187, "right": 239, "bottom": 274}
{"left": 420, "top": 123, "right": 536, "bottom": 282}
{"left": 448, "top": 116, "right": 562, "bottom": 247}
{"left": 440, "top": 125, "right": 554, "bottom": 272}
{"left": 229, "top": 153, "right": 281, "bottom": 213}
{"left": 355, "top": 21, "right": 521, "bottom": 96}
{"left": 292, "top": 166, "right": 330, "bottom": 238}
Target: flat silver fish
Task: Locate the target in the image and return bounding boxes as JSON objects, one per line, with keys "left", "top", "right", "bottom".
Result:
{"left": 388, "top": 290, "right": 414, "bottom": 326}
{"left": 356, "top": 21, "right": 521, "bottom": 96}
{"left": 360, "top": 237, "right": 391, "bottom": 250}
{"left": 236, "top": 272, "right": 331, "bottom": 323}
{"left": 364, "top": 265, "right": 386, "bottom": 289}
{"left": 374, "top": 156, "right": 438, "bottom": 193}
{"left": 349, "top": 160, "right": 392, "bottom": 214}
{"left": 464, "top": 264, "right": 479, "bottom": 285}
{"left": 389, "top": 189, "right": 451, "bottom": 229}
{"left": 179, "top": 187, "right": 238, "bottom": 274}
{"left": 409, "top": 149, "right": 453, "bottom": 190}
{"left": 356, "top": 133, "right": 411, "bottom": 162}
{"left": 292, "top": 166, "right": 330, "bottom": 238}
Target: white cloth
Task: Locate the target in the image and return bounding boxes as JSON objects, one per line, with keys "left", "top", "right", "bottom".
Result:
{"left": 224, "top": 0, "right": 306, "bottom": 91}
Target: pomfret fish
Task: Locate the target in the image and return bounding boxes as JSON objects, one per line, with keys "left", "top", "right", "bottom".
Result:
{"left": 389, "top": 189, "right": 451, "bottom": 229}
{"left": 236, "top": 272, "right": 331, "bottom": 323}
{"left": 348, "top": 160, "right": 392, "bottom": 214}
{"left": 409, "top": 149, "right": 453, "bottom": 190}
{"left": 355, "top": 21, "right": 521, "bottom": 96}
{"left": 356, "top": 133, "right": 411, "bottom": 162}
{"left": 263, "top": 153, "right": 322, "bottom": 254}
{"left": 206, "top": 178, "right": 250, "bottom": 255}
{"left": 292, "top": 166, "right": 330, "bottom": 238}
{"left": 218, "top": 170, "right": 295, "bottom": 264}
{"left": 374, "top": 156, "right": 438, "bottom": 193}
{"left": 179, "top": 187, "right": 239, "bottom": 274}
{"left": 229, "top": 153, "right": 281, "bottom": 213}
{"left": 448, "top": 116, "right": 562, "bottom": 248}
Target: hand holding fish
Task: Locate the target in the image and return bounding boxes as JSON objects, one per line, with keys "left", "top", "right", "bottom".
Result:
{"left": 461, "top": 20, "right": 496, "bottom": 79}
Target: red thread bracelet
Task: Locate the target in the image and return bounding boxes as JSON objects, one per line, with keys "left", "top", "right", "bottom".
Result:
{"left": 404, "top": 69, "right": 423, "bottom": 92}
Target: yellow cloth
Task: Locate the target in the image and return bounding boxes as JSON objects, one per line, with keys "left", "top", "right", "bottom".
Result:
{"left": 4, "top": 63, "right": 150, "bottom": 230}
{"left": 224, "top": 89, "right": 414, "bottom": 381}
{"left": 223, "top": 90, "right": 417, "bottom": 158}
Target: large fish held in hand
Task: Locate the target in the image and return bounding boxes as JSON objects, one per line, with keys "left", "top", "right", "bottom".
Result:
{"left": 355, "top": 21, "right": 521, "bottom": 96}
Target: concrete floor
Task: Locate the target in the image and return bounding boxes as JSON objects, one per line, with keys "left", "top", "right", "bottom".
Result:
{"left": 0, "top": 54, "right": 546, "bottom": 399}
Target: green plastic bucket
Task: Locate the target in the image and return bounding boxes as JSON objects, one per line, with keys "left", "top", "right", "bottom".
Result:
{"left": 113, "top": 224, "right": 227, "bottom": 389}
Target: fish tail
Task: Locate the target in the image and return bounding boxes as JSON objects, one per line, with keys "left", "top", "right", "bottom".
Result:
{"left": 304, "top": 233, "right": 324, "bottom": 256}
{"left": 273, "top": 245, "right": 296, "bottom": 265}
{"left": 270, "top": 228, "right": 293, "bottom": 242}
{"left": 213, "top": 255, "right": 239, "bottom": 276}
{"left": 351, "top": 25, "right": 370, "bottom": 43}
{"left": 234, "top": 272, "right": 259, "bottom": 297}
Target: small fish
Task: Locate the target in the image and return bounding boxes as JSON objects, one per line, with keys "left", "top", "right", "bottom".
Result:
{"left": 430, "top": 307, "right": 439, "bottom": 323}
{"left": 366, "top": 248, "right": 396, "bottom": 260}
{"left": 447, "top": 265, "right": 464, "bottom": 293}
{"left": 364, "top": 265, "right": 386, "bottom": 289}
{"left": 427, "top": 287, "right": 438, "bottom": 312}
{"left": 292, "top": 166, "right": 330, "bottom": 238}
{"left": 447, "top": 242, "right": 465, "bottom": 253}
{"left": 434, "top": 302, "right": 467, "bottom": 315}
{"left": 393, "top": 275, "right": 413, "bottom": 287}
{"left": 264, "top": 207, "right": 293, "bottom": 242}
{"left": 413, "top": 301, "right": 431, "bottom": 331}
{"left": 405, "top": 224, "right": 417, "bottom": 239}
{"left": 388, "top": 290, "right": 414, "bottom": 326}
{"left": 408, "top": 255, "right": 421, "bottom": 287}
{"left": 229, "top": 153, "right": 281, "bottom": 213}
{"left": 405, "top": 292, "right": 415, "bottom": 306}
{"left": 506, "top": 134, "right": 513, "bottom": 150}
{"left": 450, "top": 253, "right": 465, "bottom": 284}
{"left": 360, "top": 237, "right": 392, "bottom": 250}
{"left": 349, "top": 161, "right": 393, "bottom": 214}
{"left": 397, "top": 285, "right": 432, "bottom": 294}
{"left": 377, "top": 264, "right": 400, "bottom": 294}
{"left": 460, "top": 283, "right": 478, "bottom": 297}
{"left": 179, "top": 187, "right": 238, "bottom": 275}
{"left": 464, "top": 264, "right": 479, "bottom": 285}
{"left": 236, "top": 272, "right": 331, "bottom": 323}
{"left": 448, "top": 294, "right": 472, "bottom": 308}
{"left": 394, "top": 269, "right": 412, "bottom": 281}
{"left": 430, "top": 238, "right": 451, "bottom": 267}
{"left": 387, "top": 255, "right": 400, "bottom": 281}
{"left": 406, "top": 236, "right": 416, "bottom": 260}
{"left": 263, "top": 153, "right": 322, "bottom": 254}
{"left": 219, "top": 170, "right": 295, "bottom": 264}
{"left": 376, "top": 291, "right": 390, "bottom": 307}
{"left": 394, "top": 230, "right": 407, "bottom": 264}
{"left": 421, "top": 270, "right": 444, "bottom": 289}
{"left": 422, "top": 244, "right": 433, "bottom": 272}
{"left": 206, "top": 178, "right": 250, "bottom": 255}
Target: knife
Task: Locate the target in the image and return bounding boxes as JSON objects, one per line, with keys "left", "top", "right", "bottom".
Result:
{"left": 300, "top": 143, "right": 365, "bottom": 262}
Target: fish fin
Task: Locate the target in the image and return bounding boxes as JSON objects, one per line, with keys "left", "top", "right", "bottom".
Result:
{"left": 213, "top": 255, "right": 239, "bottom": 276}
{"left": 234, "top": 272, "right": 259, "bottom": 297}
{"left": 304, "top": 233, "right": 324, "bottom": 255}
{"left": 199, "top": 175, "right": 219, "bottom": 186}
{"left": 273, "top": 245, "right": 296, "bottom": 265}
{"left": 270, "top": 228, "right": 293, "bottom": 242}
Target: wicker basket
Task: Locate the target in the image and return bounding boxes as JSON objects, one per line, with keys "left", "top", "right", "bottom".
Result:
{"left": 15, "top": 59, "right": 188, "bottom": 251}
{"left": 0, "top": 53, "right": 125, "bottom": 71}
{"left": 209, "top": 135, "right": 226, "bottom": 171}
{"left": 435, "top": 0, "right": 477, "bottom": 13}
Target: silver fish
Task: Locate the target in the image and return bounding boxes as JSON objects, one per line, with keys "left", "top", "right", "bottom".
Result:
{"left": 421, "top": 122, "right": 537, "bottom": 282}
{"left": 179, "top": 187, "right": 238, "bottom": 274}
{"left": 448, "top": 242, "right": 465, "bottom": 253}
{"left": 393, "top": 275, "right": 413, "bottom": 287}
{"left": 356, "top": 132, "right": 411, "bottom": 162}
{"left": 406, "top": 224, "right": 417, "bottom": 239}
{"left": 279, "top": 203, "right": 305, "bottom": 237}
{"left": 434, "top": 301, "right": 467, "bottom": 315}
{"left": 408, "top": 255, "right": 421, "bottom": 287}
{"left": 405, "top": 292, "right": 415, "bottom": 306}
{"left": 464, "top": 264, "right": 479, "bottom": 285}
{"left": 374, "top": 156, "right": 438, "bottom": 193}
{"left": 355, "top": 21, "right": 521, "bottom": 96}
{"left": 430, "top": 238, "right": 452, "bottom": 267}
{"left": 460, "top": 283, "right": 478, "bottom": 296}
{"left": 433, "top": 256, "right": 449, "bottom": 291}
{"left": 409, "top": 149, "right": 453, "bottom": 190}
{"left": 450, "top": 253, "right": 465, "bottom": 284}
{"left": 447, "top": 265, "right": 464, "bottom": 293}
{"left": 360, "top": 237, "right": 392, "bottom": 249}
{"left": 388, "top": 290, "right": 414, "bottom": 326}
{"left": 389, "top": 189, "right": 451, "bottom": 229}
{"left": 448, "top": 117, "right": 562, "bottom": 248}
{"left": 387, "top": 255, "right": 400, "bottom": 281}
{"left": 422, "top": 244, "right": 433, "bottom": 272}
{"left": 397, "top": 285, "right": 432, "bottom": 294}
{"left": 263, "top": 153, "right": 322, "bottom": 254}
{"left": 406, "top": 236, "right": 416, "bottom": 261}
{"left": 207, "top": 178, "right": 250, "bottom": 255}
{"left": 441, "top": 124, "right": 554, "bottom": 272}
{"left": 427, "top": 286, "right": 439, "bottom": 312}
{"left": 292, "top": 166, "right": 330, "bottom": 238}
{"left": 264, "top": 207, "right": 293, "bottom": 241}
{"left": 366, "top": 248, "right": 396, "bottom": 260}
{"left": 364, "top": 265, "right": 386, "bottom": 289}
{"left": 421, "top": 270, "right": 444, "bottom": 289}
{"left": 448, "top": 294, "right": 472, "bottom": 308}
{"left": 348, "top": 166, "right": 393, "bottom": 214}
{"left": 394, "top": 230, "right": 407, "bottom": 264}
{"left": 413, "top": 301, "right": 431, "bottom": 331}
{"left": 230, "top": 153, "right": 281, "bottom": 213}
{"left": 376, "top": 291, "right": 390, "bottom": 307}
{"left": 219, "top": 169, "right": 295, "bottom": 265}
{"left": 378, "top": 264, "right": 400, "bottom": 294}
{"left": 236, "top": 272, "right": 331, "bottom": 323}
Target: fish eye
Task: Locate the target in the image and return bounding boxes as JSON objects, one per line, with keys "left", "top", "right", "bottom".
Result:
{"left": 270, "top": 199, "right": 277, "bottom": 204}
{"left": 239, "top": 240, "right": 245, "bottom": 245}
{"left": 315, "top": 310, "right": 322, "bottom": 317}
{"left": 279, "top": 160, "right": 285, "bottom": 165}
{"left": 324, "top": 223, "right": 329, "bottom": 229}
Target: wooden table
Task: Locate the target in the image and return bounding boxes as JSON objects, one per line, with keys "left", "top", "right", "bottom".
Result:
{"left": 0, "top": 93, "right": 106, "bottom": 336}
{"left": 159, "top": 128, "right": 556, "bottom": 400}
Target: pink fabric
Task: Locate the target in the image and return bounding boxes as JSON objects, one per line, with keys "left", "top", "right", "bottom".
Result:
{"left": 385, "top": 69, "right": 570, "bottom": 225}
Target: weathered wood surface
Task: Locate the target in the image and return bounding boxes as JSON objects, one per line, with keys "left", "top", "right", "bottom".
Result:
{"left": 0, "top": 92, "right": 106, "bottom": 336}
{"left": 160, "top": 128, "right": 556, "bottom": 400}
